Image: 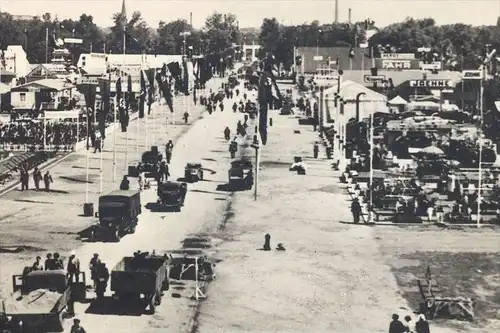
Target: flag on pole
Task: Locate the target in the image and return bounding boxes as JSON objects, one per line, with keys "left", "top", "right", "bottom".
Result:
{"left": 258, "top": 73, "right": 270, "bottom": 145}
{"left": 139, "top": 70, "right": 146, "bottom": 118}
{"left": 156, "top": 64, "right": 174, "bottom": 113}
{"left": 146, "top": 68, "right": 155, "bottom": 114}
{"left": 97, "top": 78, "right": 111, "bottom": 139}
{"left": 125, "top": 74, "right": 132, "bottom": 108}
{"left": 82, "top": 84, "right": 97, "bottom": 137}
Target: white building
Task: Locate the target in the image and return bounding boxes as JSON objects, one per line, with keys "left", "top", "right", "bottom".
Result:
{"left": 77, "top": 53, "right": 184, "bottom": 72}
{"left": 242, "top": 44, "right": 260, "bottom": 63}
{"left": 3, "top": 45, "right": 31, "bottom": 78}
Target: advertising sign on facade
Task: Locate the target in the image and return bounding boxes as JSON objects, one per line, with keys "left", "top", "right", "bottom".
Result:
{"left": 313, "top": 56, "right": 324, "bottom": 61}
{"left": 364, "top": 75, "right": 387, "bottom": 83}
{"left": 382, "top": 60, "right": 411, "bottom": 70}
{"left": 409, "top": 80, "right": 452, "bottom": 88}
{"left": 420, "top": 62, "right": 442, "bottom": 70}
{"left": 380, "top": 53, "right": 415, "bottom": 60}
{"left": 461, "top": 70, "right": 483, "bottom": 80}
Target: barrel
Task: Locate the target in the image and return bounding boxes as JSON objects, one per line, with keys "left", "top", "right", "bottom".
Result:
{"left": 83, "top": 203, "right": 94, "bottom": 217}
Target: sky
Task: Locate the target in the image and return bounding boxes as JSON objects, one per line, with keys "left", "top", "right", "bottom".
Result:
{"left": 1, "top": 0, "right": 500, "bottom": 29}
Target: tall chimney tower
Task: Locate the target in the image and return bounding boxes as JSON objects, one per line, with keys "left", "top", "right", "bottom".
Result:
{"left": 335, "top": 0, "right": 339, "bottom": 23}
{"left": 348, "top": 8, "right": 352, "bottom": 24}
{"left": 190, "top": 12, "right": 193, "bottom": 26}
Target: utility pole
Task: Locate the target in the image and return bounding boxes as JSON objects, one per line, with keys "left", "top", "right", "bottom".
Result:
{"left": 251, "top": 140, "right": 260, "bottom": 201}
{"left": 335, "top": 0, "right": 339, "bottom": 23}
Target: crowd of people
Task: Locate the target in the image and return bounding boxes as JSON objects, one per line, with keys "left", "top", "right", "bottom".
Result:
{"left": 0, "top": 120, "right": 87, "bottom": 147}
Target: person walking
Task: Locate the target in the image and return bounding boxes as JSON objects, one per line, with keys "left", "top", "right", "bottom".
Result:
{"left": 33, "top": 167, "right": 42, "bottom": 190}
{"left": 43, "top": 171, "right": 53, "bottom": 192}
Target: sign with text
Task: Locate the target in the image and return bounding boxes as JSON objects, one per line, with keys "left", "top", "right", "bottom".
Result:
{"left": 382, "top": 60, "right": 411, "bottom": 70}
{"left": 409, "top": 80, "right": 452, "bottom": 89}
{"left": 364, "top": 75, "right": 386, "bottom": 83}
{"left": 380, "top": 53, "right": 415, "bottom": 60}
{"left": 313, "top": 56, "right": 324, "bottom": 61}
{"left": 461, "top": 70, "right": 483, "bottom": 80}
{"left": 420, "top": 62, "right": 442, "bottom": 70}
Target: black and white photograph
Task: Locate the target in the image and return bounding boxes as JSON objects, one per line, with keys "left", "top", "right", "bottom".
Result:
{"left": 0, "top": 0, "right": 499, "bottom": 332}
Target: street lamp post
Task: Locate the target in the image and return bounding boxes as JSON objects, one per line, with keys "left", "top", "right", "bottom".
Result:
{"left": 180, "top": 31, "right": 191, "bottom": 56}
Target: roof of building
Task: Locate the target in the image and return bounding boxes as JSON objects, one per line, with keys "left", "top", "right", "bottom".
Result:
{"left": 27, "top": 64, "right": 70, "bottom": 77}
{"left": 338, "top": 70, "right": 462, "bottom": 87}
{"left": 297, "top": 47, "right": 372, "bottom": 73}
{"left": 0, "top": 69, "right": 15, "bottom": 76}
{"left": 11, "top": 78, "right": 74, "bottom": 92}
{"left": 324, "top": 80, "right": 387, "bottom": 102}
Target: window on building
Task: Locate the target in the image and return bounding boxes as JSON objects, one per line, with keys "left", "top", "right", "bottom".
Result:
{"left": 82, "top": 61, "right": 86, "bottom": 67}
{"left": 82, "top": 56, "right": 86, "bottom": 60}
{"left": 20, "top": 92, "right": 26, "bottom": 102}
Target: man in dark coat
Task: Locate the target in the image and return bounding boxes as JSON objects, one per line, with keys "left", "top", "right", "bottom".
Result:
{"left": 389, "top": 314, "right": 406, "bottom": 333}
{"left": 43, "top": 171, "right": 53, "bottom": 192}
{"left": 20, "top": 168, "right": 29, "bottom": 191}
{"left": 351, "top": 198, "right": 362, "bottom": 224}
{"left": 33, "top": 167, "right": 42, "bottom": 190}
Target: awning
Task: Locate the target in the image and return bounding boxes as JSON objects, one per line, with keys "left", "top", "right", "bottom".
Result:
{"left": 0, "top": 83, "right": 11, "bottom": 94}
{"left": 388, "top": 95, "right": 407, "bottom": 105}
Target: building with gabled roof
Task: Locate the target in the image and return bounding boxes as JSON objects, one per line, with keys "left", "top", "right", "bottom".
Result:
{"left": 10, "top": 79, "right": 75, "bottom": 110}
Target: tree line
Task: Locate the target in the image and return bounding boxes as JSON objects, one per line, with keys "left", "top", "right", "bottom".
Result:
{"left": 257, "top": 17, "right": 500, "bottom": 71}
{"left": 0, "top": 10, "right": 253, "bottom": 64}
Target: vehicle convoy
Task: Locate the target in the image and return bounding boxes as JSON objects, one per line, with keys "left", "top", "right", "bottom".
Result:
{"left": 228, "top": 160, "right": 254, "bottom": 190}
{"left": 184, "top": 163, "right": 204, "bottom": 182}
{"left": 83, "top": 190, "right": 142, "bottom": 242}
{"left": 111, "top": 252, "right": 169, "bottom": 314}
{"left": 2, "top": 269, "right": 86, "bottom": 332}
{"left": 157, "top": 181, "right": 187, "bottom": 211}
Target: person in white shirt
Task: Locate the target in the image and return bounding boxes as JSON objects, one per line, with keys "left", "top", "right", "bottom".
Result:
{"left": 427, "top": 206, "right": 434, "bottom": 222}
{"left": 138, "top": 172, "right": 145, "bottom": 191}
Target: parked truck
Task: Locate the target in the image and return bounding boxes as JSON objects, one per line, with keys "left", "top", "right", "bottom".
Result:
{"left": 2, "top": 269, "right": 86, "bottom": 332}
{"left": 111, "top": 253, "right": 169, "bottom": 314}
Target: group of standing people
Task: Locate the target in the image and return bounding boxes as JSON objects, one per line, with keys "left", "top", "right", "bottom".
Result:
{"left": 389, "top": 313, "right": 431, "bottom": 333}
{"left": 19, "top": 166, "right": 53, "bottom": 192}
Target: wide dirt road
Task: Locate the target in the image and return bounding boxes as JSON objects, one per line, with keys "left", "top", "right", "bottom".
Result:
{"left": 194, "top": 102, "right": 420, "bottom": 333}
{"left": 0, "top": 78, "right": 250, "bottom": 332}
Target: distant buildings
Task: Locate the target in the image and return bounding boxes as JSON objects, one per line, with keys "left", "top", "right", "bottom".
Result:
{"left": 2, "top": 45, "right": 31, "bottom": 78}
{"left": 76, "top": 53, "right": 184, "bottom": 72}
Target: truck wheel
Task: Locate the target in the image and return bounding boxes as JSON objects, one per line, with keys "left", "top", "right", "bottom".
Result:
{"left": 154, "top": 292, "right": 162, "bottom": 305}
{"left": 149, "top": 299, "right": 156, "bottom": 314}
{"left": 90, "top": 229, "right": 97, "bottom": 242}
{"left": 161, "top": 280, "right": 169, "bottom": 291}
{"left": 114, "top": 229, "right": 121, "bottom": 242}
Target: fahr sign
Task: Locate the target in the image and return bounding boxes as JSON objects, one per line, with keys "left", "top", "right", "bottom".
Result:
{"left": 382, "top": 60, "right": 411, "bottom": 70}
{"left": 409, "top": 80, "right": 452, "bottom": 89}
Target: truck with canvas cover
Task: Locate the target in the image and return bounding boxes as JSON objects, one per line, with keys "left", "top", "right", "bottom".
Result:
{"left": 3, "top": 269, "right": 86, "bottom": 332}
{"left": 111, "top": 253, "right": 169, "bottom": 314}
{"left": 140, "top": 149, "right": 162, "bottom": 174}
{"left": 228, "top": 160, "right": 253, "bottom": 190}
{"left": 157, "top": 181, "right": 187, "bottom": 211}
{"left": 89, "top": 190, "right": 142, "bottom": 242}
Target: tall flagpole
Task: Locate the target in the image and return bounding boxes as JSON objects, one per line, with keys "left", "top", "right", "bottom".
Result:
{"left": 85, "top": 122, "right": 89, "bottom": 203}
{"left": 369, "top": 112, "right": 374, "bottom": 223}
{"left": 124, "top": 25, "right": 129, "bottom": 172}
{"left": 43, "top": 112, "right": 47, "bottom": 147}
{"left": 113, "top": 94, "right": 117, "bottom": 182}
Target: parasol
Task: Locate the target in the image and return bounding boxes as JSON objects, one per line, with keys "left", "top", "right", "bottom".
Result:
{"left": 415, "top": 146, "right": 445, "bottom": 156}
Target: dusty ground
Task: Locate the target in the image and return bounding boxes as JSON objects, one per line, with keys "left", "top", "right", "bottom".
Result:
{"left": 193, "top": 91, "right": 500, "bottom": 333}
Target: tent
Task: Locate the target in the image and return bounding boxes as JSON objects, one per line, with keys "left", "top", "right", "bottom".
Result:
{"left": 324, "top": 80, "right": 389, "bottom": 121}
{"left": 388, "top": 95, "right": 407, "bottom": 106}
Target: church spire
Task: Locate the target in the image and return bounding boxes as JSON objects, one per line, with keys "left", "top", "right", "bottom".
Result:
{"left": 121, "top": 0, "right": 127, "bottom": 23}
